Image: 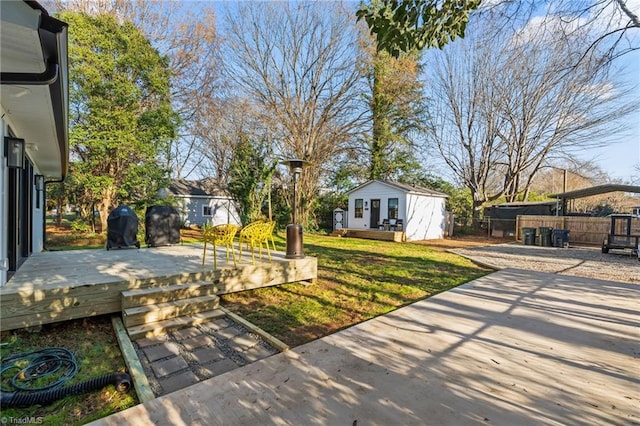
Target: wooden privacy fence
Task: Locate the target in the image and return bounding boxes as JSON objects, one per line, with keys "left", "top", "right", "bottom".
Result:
{"left": 515, "top": 215, "right": 640, "bottom": 245}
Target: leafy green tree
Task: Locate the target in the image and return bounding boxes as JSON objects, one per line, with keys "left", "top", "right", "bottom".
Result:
{"left": 58, "top": 11, "right": 179, "bottom": 232}
{"left": 227, "top": 135, "right": 277, "bottom": 225}
{"left": 357, "top": 0, "right": 481, "bottom": 57}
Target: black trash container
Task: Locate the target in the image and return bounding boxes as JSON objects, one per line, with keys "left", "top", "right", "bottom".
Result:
{"left": 522, "top": 227, "right": 536, "bottom": 245}
{"left": 538, "top": 227, "right": 553, "bottom": 247}
{"left": 145, "top": 205, "right": 181, "bottom": 247}
{"left": 553, "top": 229, "right": 570, "bottom": 248}
{"left": 106, "top": 205, "right": 140, "bottom": 250}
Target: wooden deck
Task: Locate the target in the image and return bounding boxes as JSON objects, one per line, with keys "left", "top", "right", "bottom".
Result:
{"left": 0, "top": 244, "right": 317, "bottom": 331}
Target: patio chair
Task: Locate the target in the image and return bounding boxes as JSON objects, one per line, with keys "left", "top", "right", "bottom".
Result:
{"left": 395, "top": 219, "right": 404, "bottom": 232}
{"left": 239, "top": 221, "right": 272, "bottom": 265}
{"left": 265, "top": 220, "right": 277, "bottom": 251}
{"left": 202, "top": 224, "right": 239, "bottom": 270}
{"left": 382, "top": 219, "right": 390, "bottom": 231}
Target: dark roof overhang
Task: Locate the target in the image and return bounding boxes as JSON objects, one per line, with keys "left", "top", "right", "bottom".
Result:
{"left": 0, "top": 0, "right": 69, "bottom": 179}
{"left": 549, "top": 184, "right": 640, "bottom": 200}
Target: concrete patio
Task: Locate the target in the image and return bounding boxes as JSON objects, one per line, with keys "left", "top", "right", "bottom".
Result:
{"left": 90, "top": 268, "right": 639, "bottom": 425}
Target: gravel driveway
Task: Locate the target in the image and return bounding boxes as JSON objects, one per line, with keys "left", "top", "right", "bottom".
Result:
{"left": 450, "top": 243, "right": 639, "bottom": 284}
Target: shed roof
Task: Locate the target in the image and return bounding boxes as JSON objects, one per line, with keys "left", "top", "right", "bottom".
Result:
{"left": 347, "top": 180, "right": 448, "bottom": 198}
{"left": 549, "top": 184, "right": 640, "bottom": 200}
{"left": 169, "top": 178, "right": 230, "bottom": 197}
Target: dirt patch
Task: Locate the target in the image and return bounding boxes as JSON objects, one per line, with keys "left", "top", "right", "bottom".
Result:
{"left": 46, "top": 224, "right": 106, "bottom": 247}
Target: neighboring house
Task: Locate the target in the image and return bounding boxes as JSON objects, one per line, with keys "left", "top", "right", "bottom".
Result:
{"left": 168, "top": 178, "right": 241, "bottom": 227}
{"left": 1, "top": 1, "right": 69, "bottom": 286}
{"left": 347, "top": 180, "right": 448, "bottom": 241}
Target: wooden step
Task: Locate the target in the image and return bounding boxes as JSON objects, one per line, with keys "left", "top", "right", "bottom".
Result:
{"left": 121, "top": 282, "right": 216, "bottom": 309}
{"left": 126, "top": 309, "right": 227, "bottom": 340}
{"left": 123, "top": 294, "right": 220, "bottom": 328}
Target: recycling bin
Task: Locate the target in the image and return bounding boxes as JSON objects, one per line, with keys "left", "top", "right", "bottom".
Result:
{"left": 538, "top": 227, "right": 553, "bottom": 247}
{"left": 522, "top": 227, "right": 536, "bottom": 245}
{"left": 553, "top": 229, "right": 570, "bottom": 248}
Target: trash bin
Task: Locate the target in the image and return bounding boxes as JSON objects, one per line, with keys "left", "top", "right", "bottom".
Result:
{"left": 538, "top": 227, "right": 553, "bottom": 247}
{"left": 106, "top": 205, "right": 140, "bottom": 250}
{"left": 553, "top": 229, "right": 570, "bottom": 248}
{"left": 522, "top": 227, "right": 536, "bottom": 245}
{"left": 145, "top": 205, "right": 181, "bottom": 247}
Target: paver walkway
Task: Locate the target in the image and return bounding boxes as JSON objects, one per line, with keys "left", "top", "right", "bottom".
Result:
{"left": 91, "top": 269, "right": 639, "bottom": 425}
{"left": 135, "top": 317, "right": 279, "bottom": 396}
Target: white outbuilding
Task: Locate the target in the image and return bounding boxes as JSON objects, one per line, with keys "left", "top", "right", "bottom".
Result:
{"left": 346, "top": 180, "right": 448, "bottom": 241}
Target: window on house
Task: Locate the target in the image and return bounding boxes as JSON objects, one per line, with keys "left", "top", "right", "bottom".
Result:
{"left": 203, "top": 205, "right": 212, "bottom": 217}
{"left": 388, "top": 198, "right": 398, "bottom": 219}
{"left": 355, "top": 199, "right": 363, "bottom": 218}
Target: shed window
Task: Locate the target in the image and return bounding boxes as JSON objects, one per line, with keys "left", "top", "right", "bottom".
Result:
{"left": 388, "top": 198, "right": 398, "bottom": 219}
{"left": 355, "top": 199, "right": 363, "bottom": 218}
{"left": 203, "top": 205, "right": 212, "bottom": 217}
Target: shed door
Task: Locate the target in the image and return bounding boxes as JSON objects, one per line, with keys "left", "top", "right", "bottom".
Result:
{"left": 370, "top": 199, "right": 380, "bottom": 229}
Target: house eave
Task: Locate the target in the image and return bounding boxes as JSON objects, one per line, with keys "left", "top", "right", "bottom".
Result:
{"left": 347, "top": 179, "right": 448, "bottom": 198}
{"left": 171, "top": 194, "right": 233, "bottom": 200}
{"left": 0, "top": 0, "right": 69, "bottom": 179}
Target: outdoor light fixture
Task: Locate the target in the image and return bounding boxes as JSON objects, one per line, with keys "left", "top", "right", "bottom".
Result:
{"left": 4, "top": 137, "right": 25, "bottom": 169}
{"left": 35, "top": 175, "right": 45, "bottom": 191}
{"left": 282, "top": 158, "right": 308, "bottom": 259}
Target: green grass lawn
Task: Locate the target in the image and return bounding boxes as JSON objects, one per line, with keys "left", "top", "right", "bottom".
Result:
{"left": 4, "top": 230, "right": 490, "bottom": 424}
{"left": 0, "top": 317, "right": 137, "bottom": 425}
{"left": 222, "top": 233, "right": 491, "bottom": 347}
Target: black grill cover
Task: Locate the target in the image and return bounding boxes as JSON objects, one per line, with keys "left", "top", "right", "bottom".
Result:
{"left": 107, "top": 205, "right": 139, "bottom": 249}
{"left": 145, "top": 205, "right": 181, "bottom": 247}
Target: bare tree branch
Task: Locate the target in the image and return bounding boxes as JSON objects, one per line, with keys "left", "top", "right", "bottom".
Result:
{"left": 424, "top": 11, "right": 636, "bottom": 217}
{"left": 222, "top": 2, "right": 366, "bottom": 226}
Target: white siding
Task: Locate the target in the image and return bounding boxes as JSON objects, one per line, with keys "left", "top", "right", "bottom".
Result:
{"left": 405, "top": 193, "right": 446, "bottom": 240}
{"left": 347, "top": 181, "right": 447, "bottom": 241}
{"left": 348, "top": 181, "right": 405, "bottom": 229}
{"left": 177, "top": 196, "right": 241, "bottom": 227}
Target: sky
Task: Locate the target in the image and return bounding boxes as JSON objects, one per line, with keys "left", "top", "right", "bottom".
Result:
{"left": 467, "top": 1, "right": 639, "bottom": 184}
{"left": 212, "top": 0, "right": 640, "bottom": 184}
{"left": 565, "top": 48, "right": 639, "bottom": 183}
{"left": 65, "top": 0, "right": 639, "bottom": 185}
